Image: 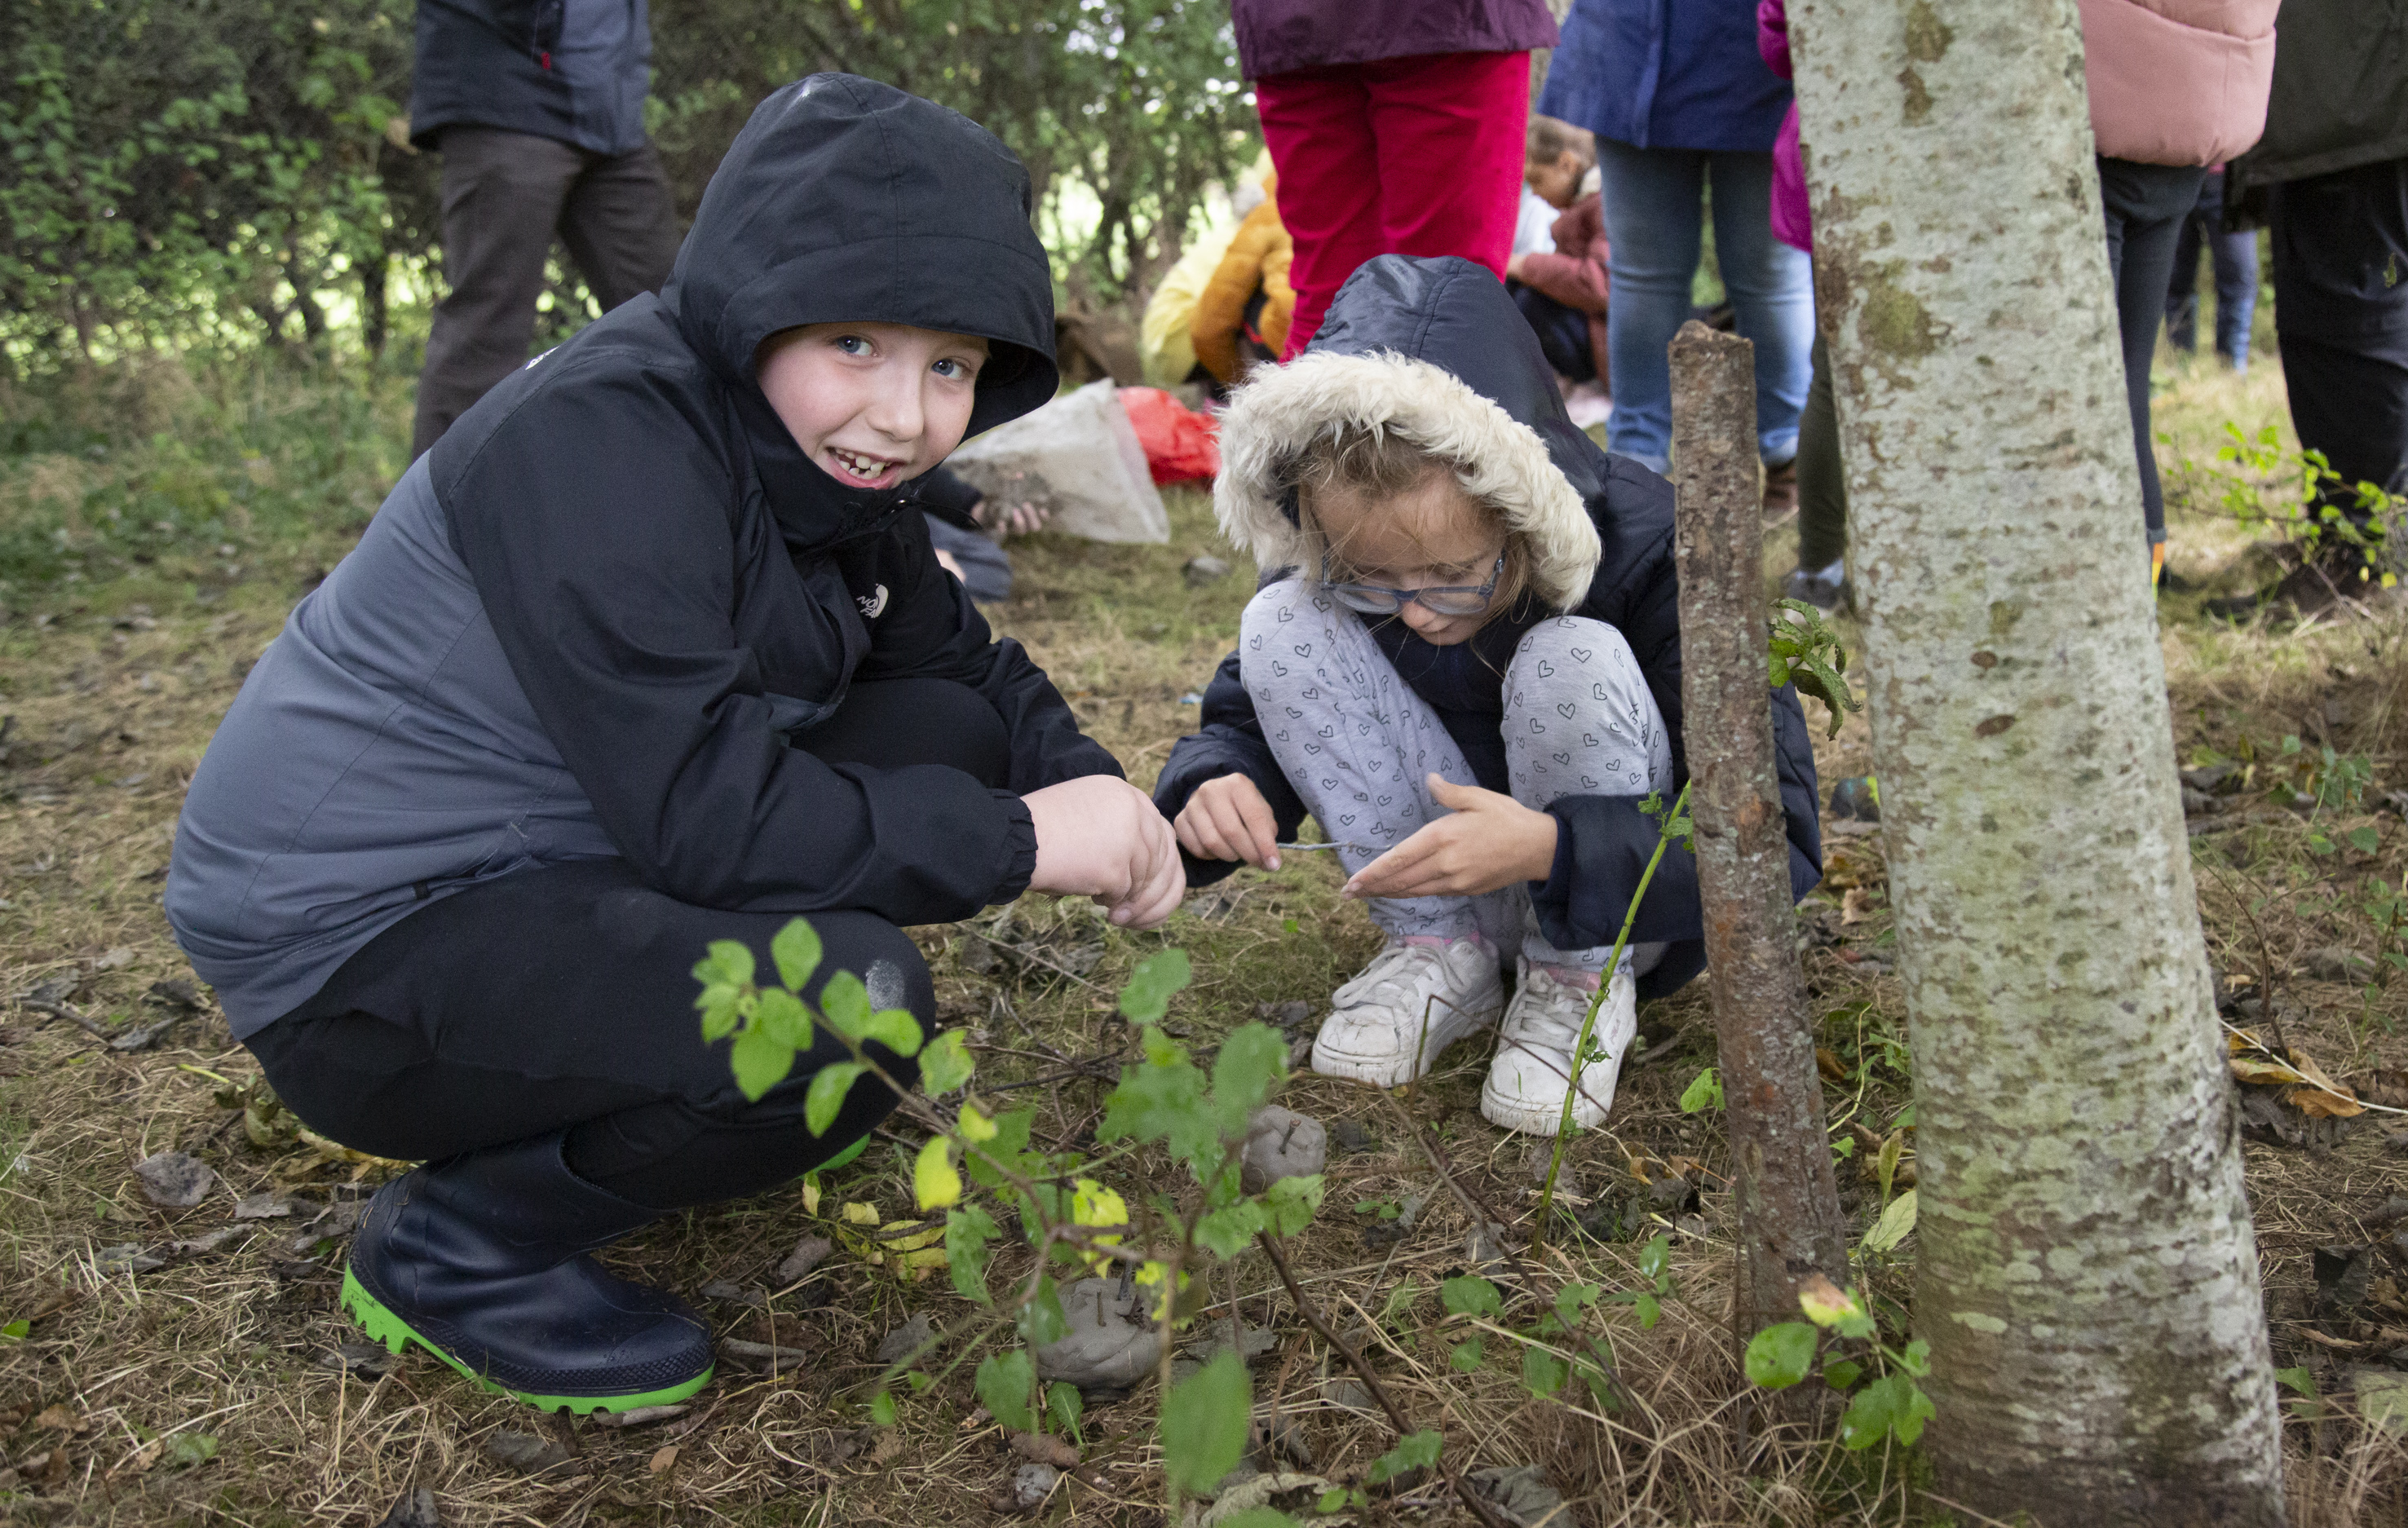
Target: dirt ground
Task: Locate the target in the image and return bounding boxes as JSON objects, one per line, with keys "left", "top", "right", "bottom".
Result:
{"left": 1, "top": 347, "right": 2406, "bottom": 1525}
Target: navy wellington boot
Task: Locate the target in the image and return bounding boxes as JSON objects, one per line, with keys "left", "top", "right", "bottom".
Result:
{"left": 341, "top": 1131, "right": 714, "bottom": 1414}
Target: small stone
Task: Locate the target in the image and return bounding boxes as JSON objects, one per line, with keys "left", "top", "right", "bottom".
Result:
{"left": 92, "top": 947, "right": 136, "bottom": 971}
{"left": 1469, "top": 1463, "right": 1566, "bottom": 1527}
{"left": 233, "top": 1194, "right": 296, "bottom": 1220}
{"left": 876, "top": 1313, "right": 934, "bottom": 1367}
{"left": 1239, "top": 1105, "right": 1327, "bottom": 1194}
{"left": 1255, "top": 1000, "right": 1311, "bottom": 1031}
{"left": 169, "top": 1224, "right": 250, "bottom": 1256}
{"left": 147, "top": 979, "right": 206, "bottom": 1012}
{"left": 2181, "top": 762, "right": 2238, "bottom": 793}
{"left": 133, "top": 1151, "right": 214, "bottom": 1208}
{"left": 700, "top": 1279, "right": 767, "bottom": 1306}
{"left": 1010, "top": 1461, "right": 1060, "bottom": 1509}
{"left": 1323, "top": 1377, "right": 1374, "bottom": 1413}
{"left": 1182, "top": 554, "right": 1232, "bottom": 587}
{"left": 483, "top": 1430, "right": 572, "bottom": 1474}
{"left": 2301, "top": 947, "right": 2375, "bottom": 983}
{"left": 1827, "top": 775, "right": 1879, "bottom": 823}
{"left": 318, "top": 1343, "right": 396, "bottom": 1378}
{"left": 774, "top": 1233, "right": 833, "bottom": 1284}
{"left": 589, "top": 1405, "right": 691, "bottom": 1429}
{"left": 96, "top": 1243, "right": 166, "bottom": 1274}
{"left": 373, "top": 1486, "right": 440, "bottom": 1528}
{"left": 2181, "top": 785, "right": 2221, "bottom": 817}
{"left": 1033, "top": 1276, "right": 1164, "bottom": 1389}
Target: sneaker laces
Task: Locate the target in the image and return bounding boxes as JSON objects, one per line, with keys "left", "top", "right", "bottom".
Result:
{"left": 1335, "top": 941, "right": 1458, "bottom": 1011}
{"left": 1502, "top": 965, "right": 1610, "bottom": 1064}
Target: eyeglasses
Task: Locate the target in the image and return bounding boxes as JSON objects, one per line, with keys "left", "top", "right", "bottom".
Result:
{"left": 1319, "top": 552, "right": 1505, "bottom": 617}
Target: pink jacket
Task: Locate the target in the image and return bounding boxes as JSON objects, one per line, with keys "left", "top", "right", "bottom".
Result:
{"left": 2079, "top": 0, "right": 2278, "bottom": 166}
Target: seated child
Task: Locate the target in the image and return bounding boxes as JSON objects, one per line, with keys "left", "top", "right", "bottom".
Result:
{"left": 1191, "top": 172, "right": 1297, "bottom": 386}
{"left": 1155, "top": 254, "right": 1820, "bottom": 1133}
{"left": 165, "top": 76, "right": 1182, "bottom": 1415}
{"left": 1509, "top": 116, "right": 1610, "bottom": 404}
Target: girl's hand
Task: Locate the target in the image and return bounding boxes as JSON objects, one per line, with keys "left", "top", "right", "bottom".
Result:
{"left": 1344, "top": 775, "right": 1559, "bottom": 900}
{"left": 1024, "top": 776, "right": 1186, "bottom": 928}
{"left": 1173, "top": 774, "right": 1283, "bottom": 870}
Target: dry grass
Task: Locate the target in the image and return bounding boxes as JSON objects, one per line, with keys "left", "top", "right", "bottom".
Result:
{"left": 0, "top": 349, "right": 2403, "bottom": 1526}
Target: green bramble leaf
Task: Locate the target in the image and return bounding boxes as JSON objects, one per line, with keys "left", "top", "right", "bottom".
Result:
{"left": 1098, "top": 1050, "right": 1218, "bottom": 1169}
{"left": 1118, "top": 947, "right": 1193, "bottom": 1026}
{"left": 857, "top": 1008, "right": 925, "bottom": 1058}
{"left": 1862, "top": 1188, "right": 1919, "bottom": 1254}
{"left": 2349, "top": 825, "right": 2382, "bottom": 854}
{"left": 965, "top": 1105, "right": 1036, "bottom": 1188}
{"left": 869, "top": 1390, "right": 897, "bottom": 1426}
{"left": 1209, "top": 1022, "right": 1288, "bottom": 1133}
{"left": 1216, "top": 1512, "right": 1302, "bottom": 1528}
{"left": 1020, "top": 1276, "right": 1072, "bottom": 1346}
{"left": 1260, "top": 1173, "right": 1324, "bottom": 1236}
{"left": 0, "top": 1319, "right": 28, "bottom": 1340}
{"left": 697, "top": 940, "right": 755, "bottom": 990}
{"left": 946, "top": 1204, "right": 999, "bottom": 1305}
{"left": 730, "top": 1026, "right": 797, "bottom": 1102}
{"left": 1449, "top": 1339, "right": 1484, "bottom": 1371}
{"left": 1744, "top": 1322, "right": 1818, "bottom": 1389}
{"left": 819, "top": 969, "right": 873, "bottom": 1036}
{"left": 974, "top": 1348, "right": 1037, "bottom": 1433}
{"left": 1898, "top": 1337, "right": 1931, "bottom": 1379}
{"left": 1823, "top": 1358, "right": 1863, "bottom": 1390}
{"left": 918, "top": 1030, "right": 974, "bottom": 1095}
{"left": 753, "top": 987, "right": 811, "bottom": 1050}
{"left": 2274, "top": 1365, "right": 2317, "bottom": 1398}
{"left": 1366, "top": 1429, "right": 1441, "bottom": 1486}
{"left": 1554, "top": 1282, "right": 1603, "bottom": 1330}
{"left": 1840, "top": 1374, "right": 1936, "bottom": 1450}
{"left": 1679, "top": 1067, "right": 1724, "bottom": 1114}
{"left": 770, "top": 918, "right": 823, "bottom": 991}
{"left": 166, "top": 1433, "right": 218, "bottom": 1468}
{"left": 696, "top": 986, "right": 743, "bottom": 1043}
{"left": 1195, "top": 1199, "right": 1267, "bottom": 1258}
{"left": 1522, "top": 1346, "right": 1569, "bottom": 1396}
{"left": 1637, "top": 1232, "right": 1672, "bottom": 1282}
{"left": 1047, "top": 1380, "right": 1085, "bottom": 1437}
{"left": 805, "top": 1062, "right": 868, "bottom": 1135}
{"left": 1633, "top": 1292, "right": 1662, "bottom": 1329}
{"left": 1441, "top": 1275, "right": 1502, "bottom": 1320}
{"left": 1160, "top": 1349, "right": 1251, "bottom": 1496}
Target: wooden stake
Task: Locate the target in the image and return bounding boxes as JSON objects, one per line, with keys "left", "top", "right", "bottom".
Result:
{"left": 1667, "top": 320, "right": 1849, "bottom": 1358}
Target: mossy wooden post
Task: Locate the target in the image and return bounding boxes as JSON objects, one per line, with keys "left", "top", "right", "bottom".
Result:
{"left": 1785, "top": 0, "right": 2283, "bottom": 1519}
{"left": 1667, "top": 322, "right": 1849, "bottom": 1381}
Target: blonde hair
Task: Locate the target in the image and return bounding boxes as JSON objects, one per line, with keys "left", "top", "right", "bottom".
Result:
{"left": 1526, "top": 114, "right": 1595, "bottom": 169}
{"left": 1275, "top": 422, "right": 1534, "bottom": 625}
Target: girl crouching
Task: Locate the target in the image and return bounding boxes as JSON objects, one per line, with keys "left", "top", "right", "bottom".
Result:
{"left": 1155, "top": 254, "right": 1822, "bottom": 1132}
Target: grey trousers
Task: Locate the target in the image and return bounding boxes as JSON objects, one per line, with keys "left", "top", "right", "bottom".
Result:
{"left": 411, "top": 127, "right": 683, "bottom": 460}
{"left": 1239, "top": 579, "right": 1672, "bottom": 974}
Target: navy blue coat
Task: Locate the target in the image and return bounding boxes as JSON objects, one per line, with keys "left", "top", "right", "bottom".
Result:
{"left": 1537, "top": 0, "right": 1791, "bottom": 153}
{"left": 409, "top": 0, "right": 653, "bottom": 154}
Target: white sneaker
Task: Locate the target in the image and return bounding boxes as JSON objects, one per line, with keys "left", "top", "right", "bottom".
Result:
{"left": 1310, "top": 938, "right": 1504, "bottom": 1088}
{"left": 1481, "top": 956, "right": 1637, "bottom": 1133}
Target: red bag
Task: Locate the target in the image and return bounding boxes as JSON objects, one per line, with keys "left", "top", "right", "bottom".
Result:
{"left": 1117, "top": 386, "right": 1221, "bottom": 485}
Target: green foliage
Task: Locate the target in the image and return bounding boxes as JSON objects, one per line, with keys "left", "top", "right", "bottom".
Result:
{"left": 1840, "top": 1375, "right": 1936, "bottom": 1450}
{"left": 1442, "top": 1275, "right": 1503, "bottom": 1321}
{"left": 166, "top": 1432, "right": 219, "bottom": 1468}
{"left": 1749, "top": 1282, "right": 1933, "bottom": 1452}
{"left": 1769, "top": 598, "right": 1862, "bottom": 738}
{"left": 1161, "top": 1349, "right": 1251, "bottom": 1495}
{"left": 2185, "top": 422, "right": 2404, "bottom": 585}
{"left": 1678, "top": 1067, "right": 1725, "bottom": 1114}
{"left": 1744, "top": 1322, "right": 1818, "bottom": 1389}
{"left": 1119, "top": 947, "right": 1193, "bottom": 1025}
{"left": 1366, "top": 1429, "right": 1442, "bottom": 1486}
{"left": 975, "top": 1349, "right": 1037, "bottom": 1433}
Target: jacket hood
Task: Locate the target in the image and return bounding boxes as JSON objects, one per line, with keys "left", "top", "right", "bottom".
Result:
{"left": 1213, "top": 254, "right": 1605, "bottom": 610}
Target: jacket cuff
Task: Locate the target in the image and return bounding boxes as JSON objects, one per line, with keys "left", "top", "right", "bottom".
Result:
{"left": 990, "top": 792, "right": 1041, "bottom": 903}
{"left": 917, "top": 466, "right": 986, "bottom": 530}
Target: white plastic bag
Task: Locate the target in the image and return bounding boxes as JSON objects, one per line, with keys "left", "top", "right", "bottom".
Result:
{"left": 943, "top": 380, "right": 1169, "bottom": 545}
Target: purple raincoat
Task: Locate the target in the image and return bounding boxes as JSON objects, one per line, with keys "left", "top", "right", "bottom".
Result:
{"left": 1756, "top": 0, "right": 1812, "bottom": 253}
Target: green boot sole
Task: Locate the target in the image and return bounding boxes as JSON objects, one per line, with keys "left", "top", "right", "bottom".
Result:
{"left": 341, "top": 1266, "right": 714, "bottom": 1415}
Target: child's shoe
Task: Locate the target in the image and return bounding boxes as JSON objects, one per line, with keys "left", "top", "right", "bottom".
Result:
{"left": 1480, "top": 957, "right": 1637, "bottom": 1133}
{"left": 1310, "top": 937, "right": 1504, "bottom": 1088}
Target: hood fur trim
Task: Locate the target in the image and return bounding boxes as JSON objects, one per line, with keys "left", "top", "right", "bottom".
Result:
{"left": 1213, "top": 351, "right": 1601, "bottom": 610}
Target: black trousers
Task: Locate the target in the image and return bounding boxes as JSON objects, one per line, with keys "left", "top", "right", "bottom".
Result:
{"left": 2272, "top": 157, "right": 2408, "bottom": 536}
{"left": 245, "top": 678, "right": 1012, "bottom": 1212}
{"left": 2099, "top": 157, "right": 2211, "bottom": 545}
{"left": 1509, "top": 281, "right": 1599, "bottom": 385}
{"left": 409, "top": 126, "right": 683, "bottom": 461}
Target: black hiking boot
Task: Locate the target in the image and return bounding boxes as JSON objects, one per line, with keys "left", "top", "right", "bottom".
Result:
{"left": 342, "top": 1131, "right": 714, "bottom": 1415}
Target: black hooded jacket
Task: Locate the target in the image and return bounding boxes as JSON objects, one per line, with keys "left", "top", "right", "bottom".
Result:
{"left": 169, "top": 76, "right": 1116, "bottom": 1034}
{"left": 1152, "top": 256, "right": 1823, "bottom": 1000}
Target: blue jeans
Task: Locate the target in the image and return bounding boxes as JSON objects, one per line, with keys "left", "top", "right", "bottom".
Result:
{"left": 2165, "top": 167, "right": 2256, "bottom": 368}
{"left": 1595, "top": 140, "right": 1814, "bottom": 470}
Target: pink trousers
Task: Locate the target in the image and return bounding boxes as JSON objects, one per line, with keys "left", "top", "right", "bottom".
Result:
{"left": 1255, "top": 50, "right": 1531, "bottom": 357}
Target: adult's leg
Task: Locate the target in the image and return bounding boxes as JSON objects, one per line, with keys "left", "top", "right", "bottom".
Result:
{"left": 2279, "top": 331, "right": 2408, "bottom": 533}
{"left": 411, "top": 128, "right": 585, "bottom": 460}
{"left": 2203, "top": 166, "right": 2257, "bottom": 369}
{"left": 1705, "top": 151, "right": 1815, "bottom": 466}
{"left": 558, "top": 141, "right": 684, "bottom": 313}
{"left": 1795, "top": 329, "right": 1850, "bottom": 576}
{"left": 1595, "top": 139, "right": 1707, "bottom": 472}
{"left": 1257, "top": 68, "right": 1387, "bottom": 357}
{"left": 2163, "top": 179, "right": 2210, "bottom": 352}
{"left": 2097, "top": 157, "right": 2209, "bottom": 550}
{"left": 1364, "top": 50, "right": 1528, "bottom": 282}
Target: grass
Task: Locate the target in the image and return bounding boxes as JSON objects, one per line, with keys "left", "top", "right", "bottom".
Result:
{"left": 0, "top": 331, "right": 2403, "bottom": 1523}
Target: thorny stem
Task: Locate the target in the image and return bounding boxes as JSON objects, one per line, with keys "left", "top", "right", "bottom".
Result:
{"left": 1255, "top": 1231, "right": 1515, "bottom": 1528}
{"left": 1532, "top": 780, "right": 1694, "bottom": 1248}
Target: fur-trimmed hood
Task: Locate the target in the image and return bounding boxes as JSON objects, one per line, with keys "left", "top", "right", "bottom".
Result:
{"left": 1214, "top": 254, "right": 1607, "bottom": 610}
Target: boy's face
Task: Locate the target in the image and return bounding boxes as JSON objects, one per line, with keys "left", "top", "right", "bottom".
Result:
{"left": 756, "top": 322, "right": 990, "bottom": 490}
{"left": 1525, "top": 150, "right": 1584, "bottom": 210}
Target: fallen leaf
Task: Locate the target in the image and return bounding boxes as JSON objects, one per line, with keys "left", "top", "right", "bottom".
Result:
{"left": 589, "top": 1405, "right": 689, "bottom": 1429}
{"left": 2353, "top": 1069, "right": 2408, "bottom": 1111}
{"left": 484, "top": 1430, "right": 572, "bottom": 1473}
{"left": 169, "top": 1224, "right": 250, "bottom": 1256}
{"left": 133, "top": 1151, "right": 214, "bottom": 1208}
{"left": 232, "top": 1193, "right": 295, "bottom": 1220}
{"left": 1840, "top": 886, "right": 1880, "bottom": 925}
{"left": 1009, "top": 1431, "right": 1080, "bottom": 1468}
{"left": 648, "top": 1444, "right": 679, "bottom": 1474}
{"left": 774, "top": 1233, "right": 833, "bottom": 1285}
{"left": 1815, "top": 1048, "right": 1848, "bottom": 1083}
{"left": 95, "top": 1243, "right": 166, "bottom": 1274}
{"left": 92, "top": 947, "right": 135, "bottom": 971}
{"left": 373, "top": 1486, "right": 440, "bottom": 1528}
{"left": 32, "top": 1405, "right": 79, "bottom": 1433}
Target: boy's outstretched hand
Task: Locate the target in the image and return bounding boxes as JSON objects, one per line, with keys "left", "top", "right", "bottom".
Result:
{"left": 1343, "top": 775, "right": 1559, "bottom": 901}
{"left": 1173, "top": 774, "right": 1285, "bottom": 871}
{"left": 1023, "top": 776, "right": 1186, "bottom": 929}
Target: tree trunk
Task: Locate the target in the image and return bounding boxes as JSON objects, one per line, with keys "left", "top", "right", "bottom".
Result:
{"left": 1668, "top": 322, "right": 1850, "bottom": 1367}
{"left": 1785, "top": 1, "right": 2282, "bottom": 1521}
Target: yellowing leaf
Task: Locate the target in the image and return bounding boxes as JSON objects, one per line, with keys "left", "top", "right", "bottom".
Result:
{"left": 842, "top": 1202, "right": 881, "bottom": 1227}
{"left": 1861, "top": 1188, "right": 1918, "bottom": 1253}
{"left": 1070, "top": 1177, "right": 1129, "bottom": 1275}
{"left": 957, "top": 1102, "right": 998, "bottom": 1142}
{"left": 913, "top": 1137, "right": 962, "bottom": 1212}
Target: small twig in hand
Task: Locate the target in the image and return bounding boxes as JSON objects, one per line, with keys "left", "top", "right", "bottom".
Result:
{"left": 1255, "top": 1231, "right": 1514, "bottom": 1528}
